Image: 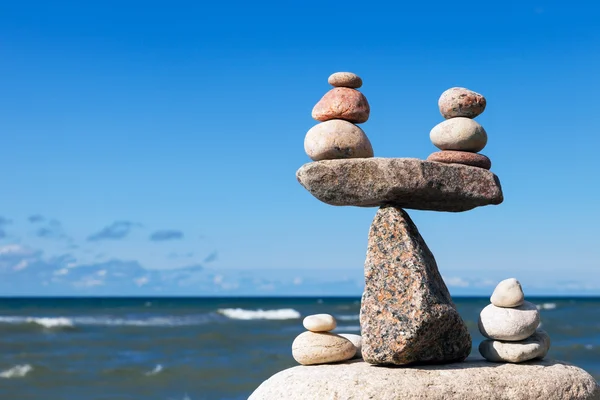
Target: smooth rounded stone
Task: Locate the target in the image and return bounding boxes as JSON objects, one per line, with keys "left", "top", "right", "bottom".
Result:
{"left": 291, "top": 331, "right": 356, "bottom": 366}
{"left": 438, "top": 87, "right": 486, "bottom": 119}
{"left": 328, "top": 72, "right": 362, "bottom": 88}
{"left": 312, "top": 87, "right": 370, "bottom": 123}
{"left": 296, "top": 158, "right": 504, "bottom": 212}
{"left": 478, "top": 301, "right": 540, "bottom": 341}
{"left": 338, "top": 334, "right": 362, "bottom": 359}
{"left": 430, "top": 117, "right": 488, "bottom": 152}
{"left": 302, "top": 314, "right": 336, "bottom": 332}
{"left": 491, "top": 278, "right": 525, "bottom": 308}
{"left": 249, "top": 358, "right": 600, "bottom": 400}
{"left": 479, "top": 330, "right": 551, "bottom": 363}
{"left": 427, "top": 151, "right": 491, "bottom": 170}
{"left": 304, "top": 120, "right": 374, "bottom": 161}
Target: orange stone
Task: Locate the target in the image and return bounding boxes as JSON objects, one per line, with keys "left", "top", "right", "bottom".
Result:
{"left": 312, "top": 88, "right": 370, "bottom": 124}
{"left": 427, "top": 151, "right": 491, "bottom": 170}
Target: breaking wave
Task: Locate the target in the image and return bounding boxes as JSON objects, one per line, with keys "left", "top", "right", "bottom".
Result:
{"left": 0, "top": 364, "right": 33, "bottom": 378}
{"left": 536, "top": 303, "right": 557, "bottom": 310}
{"left": 335, "top": 325, "right": 361, "bottom": 332}
{"left": 337, "top": 314, "right": 360, "bottom": 321}
{"left": 217, "top": 308, "right": 301, "bottom": 320}
{"left": 0, "top": 315, "right": 213, "bottom": 330}
{"left": 145, "top": 364, "right": 163, "bottom": 376}
{"left": 0, "top": 316, "right": 75, "bottom": 330}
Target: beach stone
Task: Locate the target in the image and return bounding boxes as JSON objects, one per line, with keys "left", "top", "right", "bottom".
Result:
{"left": 249, "top": 358, "right": 600, "bottom": 400}
{"left": 328, "top": 72, "right": 362, "bottom": 88}
{"left": 312, "top": 88, "right": 370, "bottom": 123}
{"left": 427, "top": 151, "right": 491, "bottom": 170}
{"left": 479, "top": 301, "right": 540, "bottom": 341}
{"left": 479, "top": 330, "right": 551, "bottom": 363}
{"left": 291, "top": 331, "right": 356, "bottom": 366}
{"left": 491, "top": 278, "right": 525, "bottom": 308}
{"left": 439, "top": 87, "right": 487, "bottom": 119}
{"left": 296, "top": 158, "right": 503, "bottom": 212}
{"left": 303, "top": 314, "right": 336, "bottom": 332}
{"left": 430, "top": 117, "right": 488, "bottom": 152}
{"left": 304, "top": 120, "right": 374, "bottom": 161}
{"left": 338, "top": 334, "right": 362, "bottom": 359}
{"left": 360, "top": 206, "right": 472, "bottom": 365}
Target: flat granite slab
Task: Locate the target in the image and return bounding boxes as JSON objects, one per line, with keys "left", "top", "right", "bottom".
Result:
{"left": 296, "top": 158, "right": 503, "bottom": 212}
{"left": 249, "top": 358, "right": 600, "bottom": 400}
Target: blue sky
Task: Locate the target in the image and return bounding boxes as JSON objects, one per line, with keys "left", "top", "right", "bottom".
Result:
{"left": 0, "top": 0, "right": 599, "bottom": 296}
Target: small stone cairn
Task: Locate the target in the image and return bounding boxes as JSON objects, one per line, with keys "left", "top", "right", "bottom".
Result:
{"left": 304, "top": 72, "right": 374, "bottom": 161}
{"left": 428, "top": 87, "right": 491, "bottom": 170}
{"left": 291, "top": 314, "right": 362, "bottom": 365}
{"left": 478, "top": 278, "right": 551, "bottom": 363}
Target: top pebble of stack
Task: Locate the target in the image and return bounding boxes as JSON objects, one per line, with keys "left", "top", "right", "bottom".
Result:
{"left": 438, "top": 87, "right": 486, "bottom": 119}
{"left": 328, "top": 72, "right": 363, "bottom": 88}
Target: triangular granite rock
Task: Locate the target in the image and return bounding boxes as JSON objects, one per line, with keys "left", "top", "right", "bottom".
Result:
{"left": 360, "top": 206, "right": 472, "bottom": 365}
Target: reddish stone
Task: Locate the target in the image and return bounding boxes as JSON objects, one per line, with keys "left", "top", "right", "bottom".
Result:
{"left": 360, "top": 206, "right": 472, "bottom": 365}
{"left": 312, "top": 88, "right": 370, "bottom": 124}
{"left": 438, "top": 87, "right": 486, "bottom": 119}
{"left": 427, "top": 151, "right": 492, "bottom": 170}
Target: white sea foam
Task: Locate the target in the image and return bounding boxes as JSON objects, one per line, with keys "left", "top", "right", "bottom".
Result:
{"left": 335, "top": 325, "right": 361, "bottom": 332}
{"left": 0, "top": 364, "right": 33, "bottom": 378}
{"left": 536, "top": 303, "right": 557, "bottom": 310}
{"left": 337, "top": 314, "right": 360, "bottom": 321}
{"left": 145, "top": 364, "right": 163, "bottom": 376}
{"left": 0, "top": 316, "right": 74, "bottom": 328}
{"left": 0, "top": 315, "right": 211, "bottom": 328}
{"left": 217, "top": 308, "right": 301, "bottom": 320}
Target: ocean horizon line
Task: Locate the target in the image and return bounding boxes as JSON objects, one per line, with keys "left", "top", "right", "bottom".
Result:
{"left": 0, "top": 294, "right": 598, "bottom": 299}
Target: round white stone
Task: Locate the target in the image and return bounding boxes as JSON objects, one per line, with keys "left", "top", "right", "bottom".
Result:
{"left": 303, "top": 314, "right": 336, "bottom": 332}
{"left": 479, "top": 330, "right": 551, "bottom": 363}
{"left": 328, "top": 72, "right": 362, "bottom": 88}
{"left": 478, "top": 301, "right": 540, "bottom": 341}
{"left": 430, "top": 117, "right": 488, "bottom": 152}
{"left": 291, "top": 331, "right": 356, "bottom": 366}
{"left": 338, "top": 333, "right": 362, "bottom": 359}
{"left": 491, "top": 278, "right": 525, "bottom": 308}
{"left": 304, "top": 120, "right": 374, "bottom": 161}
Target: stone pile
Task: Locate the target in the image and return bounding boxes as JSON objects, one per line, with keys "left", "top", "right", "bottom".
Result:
{"left": 250, "top": 72, "right": 600, "bottom": 399}
{"left": 478, "top": 278, "right": 551, "bottom": 363}
{"left": 304, "top": 72, "right": 374, "bottom": 161}
{"left": 427, "top": 87, "right": 492, "bottom": 170}
{"left": 291, "top": 314, "right": 362, "bottom": 366}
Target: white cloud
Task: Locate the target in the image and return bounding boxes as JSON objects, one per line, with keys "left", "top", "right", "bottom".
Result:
{"left": 0, "top": 244, "right": 36, "bottom": 257}
{"left": 54, "top": 268, "right": 69, "bottom": 276}
{"left": 72, "top": 277, "right": 104, "bottom": 288}
{"left": 444, "top": 276, "right": 470, "bottom": 288}
{"left": 293, "top": 277, "right": 303, "bottom": 285}
{"left": 134, "top": 276, "right": 149, "bottom": 287}
{"left": 13, "top": 260, "right": 29, "bottom": 271}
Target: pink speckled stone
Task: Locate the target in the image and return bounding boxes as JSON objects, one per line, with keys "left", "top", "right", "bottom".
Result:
{"left": 439, "top": 87, "right": 486, "bottom": 119}
{"left": 312, "top": 88, "right": 370, "bottom": 124}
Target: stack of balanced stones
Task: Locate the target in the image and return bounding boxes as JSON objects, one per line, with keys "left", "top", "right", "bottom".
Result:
{"left": 304, "top": 72, "right": 374, "bottom": 161}
{"left": 291, "top": 313, "right": 362, "bottom": 366}
{"left": 428, "top": 87, "right": 491, "bottom": 170}
{"left": 478, "top": 278, "right": 551, "bottom": 363}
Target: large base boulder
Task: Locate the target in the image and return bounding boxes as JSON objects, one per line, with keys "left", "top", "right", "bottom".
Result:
{"left": 360, "top": 206, "right": 471, "bottom": 365}
{"left": 248, "top": 359, "right": 600, "bottom": 400}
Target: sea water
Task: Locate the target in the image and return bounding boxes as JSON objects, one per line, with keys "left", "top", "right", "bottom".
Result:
{"left": 0, "top": 297, "right": 598, "bottom": 399}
